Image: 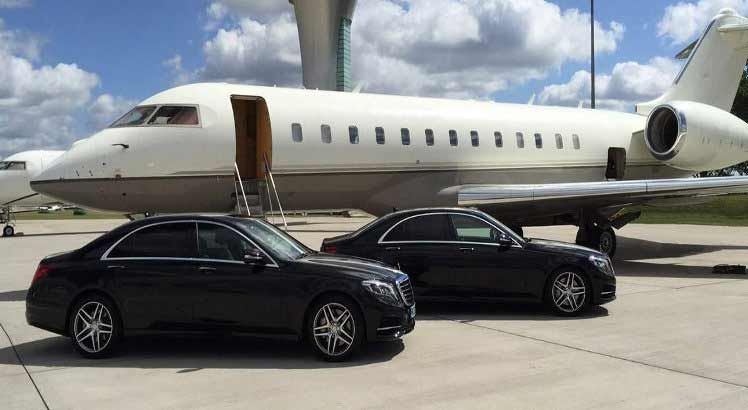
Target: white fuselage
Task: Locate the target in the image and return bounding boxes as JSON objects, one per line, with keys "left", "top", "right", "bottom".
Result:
{"left": 1, "top": 150, "right": 65, "bottom": 208}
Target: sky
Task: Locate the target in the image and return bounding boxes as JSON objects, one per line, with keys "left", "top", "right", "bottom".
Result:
{"left": 0, "top": 0, "right": 746, "bottom": 158}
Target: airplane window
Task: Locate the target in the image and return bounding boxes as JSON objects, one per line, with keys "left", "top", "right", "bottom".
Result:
{"left": 110, "top": 106, "right": 157, "bottom": 127}
{"left": 292, "top": 123, "right": 303, "bottom": 142}
{"left": 555, "top": 133, "right": 564, "bottom": 149}
{"left": 573, "top": 134, "right": 581, "bottom": 149}
{"left": 0, "top": 161, "right": 26, "bottom": 171}
{"left": 349, "top": 126, "right": 359, "bottom": 144}
{"left": 425, "top": 129, "right": 435, "bottom": 146}
{"left": 376, "top": 127, "right": 385, "bottom": 145}
{"left": 401, "top": 128, "right": 411, "bottom": 145}
{"left": 147, "top": 106, "right": 199, "bottom": 125}
{"left": 535, "top": 133, "right": 543, "bottom": 149}
{"left": 321, "top": 124, "right": 332, "bottom": 144}
{"left": 449, "top": 130, "right": 458, "bottom": 146}
{"left": 471, "top": 131, "right": 479, "bottom": 147}
{"left": 494, "top": 132, "right": 503, "bottom": 148}
{"left": 516, "top": 132, "right": 525, "bottom": 148}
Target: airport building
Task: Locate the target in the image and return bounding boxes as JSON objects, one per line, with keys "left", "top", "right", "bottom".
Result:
{"left": 290, "top": 0, "right": 356, "bottom": 91}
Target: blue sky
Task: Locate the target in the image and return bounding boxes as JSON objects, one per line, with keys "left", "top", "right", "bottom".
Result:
{"left": 0, "top": 0, "right": 742, "bottom": 156}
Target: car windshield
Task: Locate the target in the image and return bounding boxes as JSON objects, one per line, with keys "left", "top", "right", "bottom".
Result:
{"left": 110, "top": 106, "right": 157, "bottom": 127}
{"left": 0, "top": 161, "right": 26, "bottom": 171}
{"left": 238, "top": 219, "right": 311, "bottom": 260}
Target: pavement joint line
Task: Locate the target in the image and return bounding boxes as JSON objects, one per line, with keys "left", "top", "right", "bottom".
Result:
{"left": 438, "top": 315, "right": 748, "bottom": 391}
{"left": 0, "top": 320, "right": 51, "bottom": 410}
{"left": 673, "top": 279, "right": 746, "bottom": 290}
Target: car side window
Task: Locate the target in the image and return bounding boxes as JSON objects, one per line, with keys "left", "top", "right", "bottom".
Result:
{"left": 383, "top": 214, "right": 452, "bottom": 242}
{"left": 108, "top": 222, "right": 197, "bottom": 258}
{"left": 449, "top": 214, "right": 502, "bottom": 244}
{"left": 197, "top": 223, "right": 257, "bottom": 262}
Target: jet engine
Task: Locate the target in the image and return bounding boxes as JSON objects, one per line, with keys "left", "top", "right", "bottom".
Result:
{"left": 644, "top": 101, "right": 748, "bottom": 171}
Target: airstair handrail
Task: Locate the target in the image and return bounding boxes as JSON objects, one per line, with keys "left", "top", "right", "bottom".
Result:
{"left": 233, "top": 162, "right": 251, "bottom": 217}
{"left": 263, "top": 153, "right": 288, "bottom": 230}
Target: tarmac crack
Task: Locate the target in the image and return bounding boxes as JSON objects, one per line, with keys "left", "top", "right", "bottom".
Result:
{"left": 0, "top": 321, "right": 50, "bottom": 410}
{"left": 439, "top": 316, "right": 748, "bottom": 391}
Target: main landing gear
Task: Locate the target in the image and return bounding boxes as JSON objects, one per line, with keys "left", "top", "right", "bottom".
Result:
{"left": 1, "top": 207, "right": 15, "bottom": 237}
{"left": 575, "top": 211, "right": 641, "bottom": 258}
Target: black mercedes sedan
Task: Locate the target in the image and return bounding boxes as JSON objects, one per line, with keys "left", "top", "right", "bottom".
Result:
{"left": 321, "top": 208, "right": 616, "bottom": 315}
{"left": 26, "top": 215, "right": 415, "bottom": 361}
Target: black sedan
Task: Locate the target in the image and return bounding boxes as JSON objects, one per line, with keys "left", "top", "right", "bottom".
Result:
{"left": 26, "top": 215, "right": 415, "bottom": 361}
{"left": 321, "top": 208, "right": 616, "bottom": 315}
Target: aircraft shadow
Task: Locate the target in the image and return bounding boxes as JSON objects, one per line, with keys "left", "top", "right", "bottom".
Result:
{"left": 0, "top": 334, "right": 404, "bottom": 371}
{"left": 0, "top": 289, "right": 27, "bottom": 302}
{"left": 615, "top": 236, "right": 748, "bottom": 260}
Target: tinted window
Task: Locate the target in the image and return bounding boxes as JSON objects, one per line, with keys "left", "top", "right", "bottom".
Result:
{"left": 292, "top": 123, "right": 303, "bottom": 142}
{"left": 401, "top": 128, "right": 411, "bottom": 145}
{"left": 425, "top": 129, "right": 435, "bottom": 146}
{"left": 109, "top": 223, "right": 197, "bottom": 258}
{"left": 450, "top": 214, "right": 502, "bottom": 244}
{"left": 349, "top": 126, "right": 359, "bottom": 144}
{"left": 556, "top": 133, "right": 564, "bottom": 149}
{"left": 573, "top": 134, "right": 581, "bottom": 149}
{"left": 321, "top": 125, "right": 332, "bottom": 144}
{"left": 471, "top": 131, "right": 479, "bottom": 147}
{"left": 494, "top": 132, "right": 503, "bottom": 148}
{"left": 147, "top": 106, "right": 199, "bottom": 125}
{"left": 198, "top": 223, "right": 256, "bottom": 262}
{"left": 376, "top": 127, "right": 385, "bottom": 145}
{"left": 383, "top": 214, "right": 452, "bottom": 242}
{"left": 449, "top": 130, "right": 458, "bottom": 146}
{"left": 516, "top": 132, "right": 525, "bottom": 148}
{"left": 535, "top": 133, "right": 543, "bottom": 149}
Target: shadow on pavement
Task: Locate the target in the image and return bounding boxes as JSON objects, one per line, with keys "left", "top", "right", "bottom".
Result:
{"left": 0, "top": 289, "right": 27, "bottom": 302}
{"left": 414, "top": 300, "right": 608, "bottom": 322}
{"left": 1, "top": 334, "right": 404, "bottom": 370}
{"left": 616, "top": 236, "right": 748, "bottom": 261}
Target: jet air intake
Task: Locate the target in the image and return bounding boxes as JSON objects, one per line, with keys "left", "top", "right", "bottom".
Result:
{"left": 644, "top": 101, "right": 748, "bottom": 171}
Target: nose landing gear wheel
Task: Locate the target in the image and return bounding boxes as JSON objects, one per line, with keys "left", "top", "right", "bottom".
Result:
{"left": 2, "top": 225, "right": 14, "bottom": 237}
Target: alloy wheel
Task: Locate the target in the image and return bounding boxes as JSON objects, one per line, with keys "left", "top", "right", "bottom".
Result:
{"left": 552, "top": 272, "right": 587, "bottom": 313}
{"left": 312, "top": 302, "right": 355, "bottom": 357}
{"left": 73, "top": 301, "right": 114, "bottom": 353}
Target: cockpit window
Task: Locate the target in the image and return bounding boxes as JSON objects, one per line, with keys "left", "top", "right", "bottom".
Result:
{"left": 0, "top": 161, "right": 26, "bottom": 171}
{"left": 147, "top": 106, "right": 199, "bottom": 126}
{"left": 110, "top": 106, "right": 157, "bottom": 127}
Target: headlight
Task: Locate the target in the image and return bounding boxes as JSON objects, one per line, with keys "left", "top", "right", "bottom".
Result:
{"left": 362, "top": 280, "right": 402, "bottom": 306}
{"left": 589, "top": 255, "right": 615, "bottom": 276}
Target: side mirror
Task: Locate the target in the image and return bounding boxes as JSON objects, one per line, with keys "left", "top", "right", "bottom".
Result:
{"left": 244, "top": 249, "right": 265, "bottom": 265}
{"left": 497, "top": 233, "right": 514, "bottom": 248}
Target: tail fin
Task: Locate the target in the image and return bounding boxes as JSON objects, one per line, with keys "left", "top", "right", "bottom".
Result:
{"left": 636, "top": 9, "right": 748, "bottom": 115}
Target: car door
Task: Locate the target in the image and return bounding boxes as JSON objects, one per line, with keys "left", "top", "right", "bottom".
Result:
{"left": 191, "top": 222, "right": 290, "bottom": 335}
{"left": 448, "top": 214, "right": 539, "bottom": 299}
{"left": 378, "top": 213, "right": 461, "bottom": 298}
{"left": 104, "top": 221, "right": 199, "bottom": 330}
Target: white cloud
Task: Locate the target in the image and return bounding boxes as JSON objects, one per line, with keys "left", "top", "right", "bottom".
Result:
{"left": 658, "top": 0, "right": 748, "bottom": 44}
{"left": 538, "top": 57, "right": 682, "bottom": 111}
{"left": 195, "top": 0, "right": 625, "bottom": 99}
{"left": 0, "top": 0, "right": 31, "bottom": 8}
{"left": 87, "top": 94, "right": 136, "bottom": 130}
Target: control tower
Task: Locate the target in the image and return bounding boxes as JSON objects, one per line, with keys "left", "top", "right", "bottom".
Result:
{"left": 289, "top": 0, "right": 357, "bottom": 91}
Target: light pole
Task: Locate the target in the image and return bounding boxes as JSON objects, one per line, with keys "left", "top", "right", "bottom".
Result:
{"left": 590, "top": 0, "right": 596, "bottom": 109}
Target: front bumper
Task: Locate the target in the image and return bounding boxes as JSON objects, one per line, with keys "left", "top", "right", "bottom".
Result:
{"left": 592, "top": 275, "right": 617, "bottom": 305}
{"left": 364, "top": 303, "right": 416, "bottom": 342}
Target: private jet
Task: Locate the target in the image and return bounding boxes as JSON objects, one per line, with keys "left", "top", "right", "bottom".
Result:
{"left": 30, "top": 9, "right": 748, "bottom": 256}
{"left": 1, "top": 150, "right": 65, "bottom": 236}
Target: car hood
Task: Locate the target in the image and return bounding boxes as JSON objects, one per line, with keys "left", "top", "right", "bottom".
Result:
{"left": 525, "top": 238, "right": 603, "bottom": 257}
{"left": 297, "top": 254, "right": 403, "bottom": 282}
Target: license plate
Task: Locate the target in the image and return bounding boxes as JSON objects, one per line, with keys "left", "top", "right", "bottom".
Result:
{"left": 409, "top": 305, "right": 416, "bottom": 318}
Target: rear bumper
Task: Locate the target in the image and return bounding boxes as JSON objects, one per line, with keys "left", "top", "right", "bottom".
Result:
{"left": 26, "top": 299, "right": 67, "bottom": 335}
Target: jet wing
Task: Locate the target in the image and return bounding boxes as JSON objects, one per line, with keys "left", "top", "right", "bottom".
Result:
{"left": 454, "top": 176, "right": 748, "bottom": 220}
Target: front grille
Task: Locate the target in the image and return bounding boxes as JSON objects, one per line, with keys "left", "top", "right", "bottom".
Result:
{"left": 397, "top": 277, "right": 415, "bottom": 306}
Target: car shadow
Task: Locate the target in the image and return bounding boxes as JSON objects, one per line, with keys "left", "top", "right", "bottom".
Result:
{"left": 1, "top": 334, "right": 404, "bottom": 371}
{"left": 415, "top": 300, "right": 608, "bottom": 322}
{"left": 0, "top": 289, "right": 27, "bottom": 302}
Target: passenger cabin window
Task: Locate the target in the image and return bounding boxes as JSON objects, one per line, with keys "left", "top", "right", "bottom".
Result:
{"left": 555, "top": 133, "right": 564, "bottom": 149}
{"left": 449, "top": 130, "right": 458, "bottom": 146}
{"left": 383, "top": 214, "right": 452, "bottom": 242}
{"left": 376, "top": 127, "right": 385, "bottom": 145}
{"left": 197, "top": 223, "right": 257, "bottom": 262}
{"left": 516, "top": 132, "right": 525, "bottom": 148}
{"left": 494, "top": 132, "right": 503, "bottom": 148}
{"left": 401, "top": 128, "right": 411, "bottom": 145}
{"left": 425, "top": 129, "right": 435, "bottom": 146}
{"left": 450, "top": 214, "right": 503, "bottom": 244}
{"left": 291, "top": 123, "right": 303, "bottom": 142}
{"left": 534, "top": 133, "right": 543, "bottom": 149}
{"left": 349, "top": 126, "right": 359, "bottom": 144}
{"left": 573, "top": 134, "right": 581, "bottom": 150}
{"left": 147, "top": 106, "right": 199, "bottom": 126}
{"left": 0, "top": 161, "right": 26, "bottom": 171}
{"left": 321, "top": 124, "right": 332, "bottom": 144}
{"left": 108, "top": 223, "right": 197, "bottom": 259}
{"left": 110, "top": 106, "right": 157, "bottom": 127}
{"left": 471, "top": 131, "right": 479, "bottom": 147}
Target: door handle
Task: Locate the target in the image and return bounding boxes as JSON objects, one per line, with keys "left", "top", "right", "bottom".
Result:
{"left": 199, "top": 266, "right": 217, "bottom": 274}
{"left": 107, "top": 265, "right": 126, "bottom": 270}
{"left": 459, "top": 247, "right": 475, "bottom": 252}
{"left": 385, "top": 247, "right": 401, "bottom": 251}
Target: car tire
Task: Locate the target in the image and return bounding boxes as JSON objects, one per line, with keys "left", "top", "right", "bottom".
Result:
{"left": 307, "top": 295, "right": 365, "bottom": 362}
{"left": 545, "top": 270, "right": 590, "bottom": 316}
{"left": 69, "top": 294, "right": 121, "bottom": 359}
{"left": 2, "top": 225, "right": 14, "bottom": 237}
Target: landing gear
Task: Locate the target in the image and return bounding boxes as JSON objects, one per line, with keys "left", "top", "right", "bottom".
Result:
{"left": 1, "top": 207, "right": 15, "bottom": 237}
{"left": 2, "top": 225, "right": 14, "bottom": 237}
{"left": 576, "top": 223, "right": 617, "bottom": 257}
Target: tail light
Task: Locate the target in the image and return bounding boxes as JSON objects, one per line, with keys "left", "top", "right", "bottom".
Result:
{"left": 31, "top": 264, "right": 50, "bottom": 287}
{"left": 321, "top": 245, "right": 337, "bottom": 254}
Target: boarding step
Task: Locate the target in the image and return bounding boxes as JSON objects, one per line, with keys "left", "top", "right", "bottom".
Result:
{"left": 232, "top": 179, "right": 268, "bottom": 217}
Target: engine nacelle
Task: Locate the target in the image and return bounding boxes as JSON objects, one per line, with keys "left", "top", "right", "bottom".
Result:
{"left": 644, "top": 101, "right": 748, "bottom": 171}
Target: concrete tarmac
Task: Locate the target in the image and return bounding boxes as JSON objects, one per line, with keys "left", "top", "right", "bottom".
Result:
{"left": 2, "top": 218, "right": 748, "bottom": 409}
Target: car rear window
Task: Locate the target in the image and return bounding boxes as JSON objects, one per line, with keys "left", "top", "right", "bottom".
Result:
{"left": 383, "top": 214, "right": 452, "bottom": 242}
{"left": 108, "top": 222, "right": 197, "bottom": 259}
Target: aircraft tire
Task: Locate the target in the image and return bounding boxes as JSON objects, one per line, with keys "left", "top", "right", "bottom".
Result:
{"left": 3, "top": 225, "right": 14, "bottom": 237}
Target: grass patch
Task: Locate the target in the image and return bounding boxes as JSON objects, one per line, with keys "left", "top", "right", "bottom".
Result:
{"left": 635, "top": 195, "right": 748, "bottom": 226}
